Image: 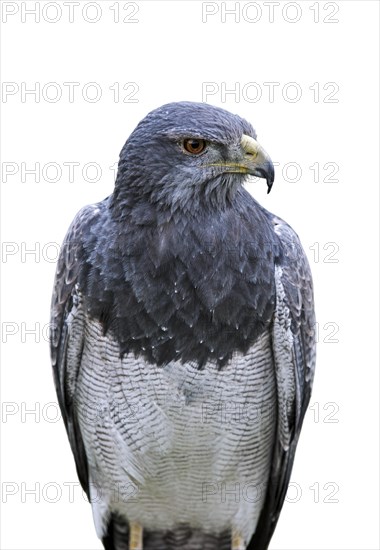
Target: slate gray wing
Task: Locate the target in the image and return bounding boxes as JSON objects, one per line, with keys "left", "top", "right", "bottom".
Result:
{"left": 50, "top": 203, "right": 102, "bottom": 495}
{"left": 248, "top": 215, "right": 316, "bottom": 550}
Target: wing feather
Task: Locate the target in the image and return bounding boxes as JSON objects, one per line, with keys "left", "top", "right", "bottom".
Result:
{"left": 248, "top": 215, "right": 316, "bottom": 550}
{"left": 50, "top": 204, "right": 102, "bottom": 495}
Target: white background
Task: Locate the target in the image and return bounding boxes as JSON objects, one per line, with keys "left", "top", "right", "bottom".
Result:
{"left": 1, "top": 1, "right": 379, "bottom": 549}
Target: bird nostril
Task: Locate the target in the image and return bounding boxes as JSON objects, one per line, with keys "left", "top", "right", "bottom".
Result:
{"left": 245, "top": 150, "right": 258, "bottom": 159}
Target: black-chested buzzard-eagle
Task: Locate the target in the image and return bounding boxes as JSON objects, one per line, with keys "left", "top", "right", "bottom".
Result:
{"left": 50, "top": 101, "right": 316, "bottom": 550}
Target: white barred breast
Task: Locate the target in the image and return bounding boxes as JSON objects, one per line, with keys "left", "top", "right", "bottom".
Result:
{"left": 76, "top": 315, "right": 276, "bottom": 546}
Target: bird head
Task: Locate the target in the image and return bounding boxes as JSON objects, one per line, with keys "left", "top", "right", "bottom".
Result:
{"left": 114, "top": 102, "right": 274, "bottom": 213}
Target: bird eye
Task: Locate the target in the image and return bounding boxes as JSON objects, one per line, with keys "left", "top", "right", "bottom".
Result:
{"left": 183, "top": 138, "right": 207, "bottom": 155}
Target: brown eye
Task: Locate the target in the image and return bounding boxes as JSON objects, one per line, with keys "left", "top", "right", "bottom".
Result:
{"left": 183, "top": 138, "right": 207, "bottom": 155}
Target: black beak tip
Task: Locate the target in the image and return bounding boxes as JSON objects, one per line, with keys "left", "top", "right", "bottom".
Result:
{"left": 266, "top": 164, "right": 275, "bottom": 194}
{"left": 251, "top": 162, "right": 275, "bottom": 194}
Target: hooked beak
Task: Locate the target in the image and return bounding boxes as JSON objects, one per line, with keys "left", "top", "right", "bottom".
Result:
{"left": 204, "top": 134, "right": 275, "bottom": 193}
{"left": 240, "top": 134, "right": 275, "bottom": 194}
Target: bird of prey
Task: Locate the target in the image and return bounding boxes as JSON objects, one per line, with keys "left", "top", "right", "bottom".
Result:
{"left": 50, "top": 101, "right": 315, "bottom": 550}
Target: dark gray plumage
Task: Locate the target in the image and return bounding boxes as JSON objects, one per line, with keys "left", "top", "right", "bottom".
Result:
{"left": 50, "top": 101, "right": 315, "bottom": 550}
